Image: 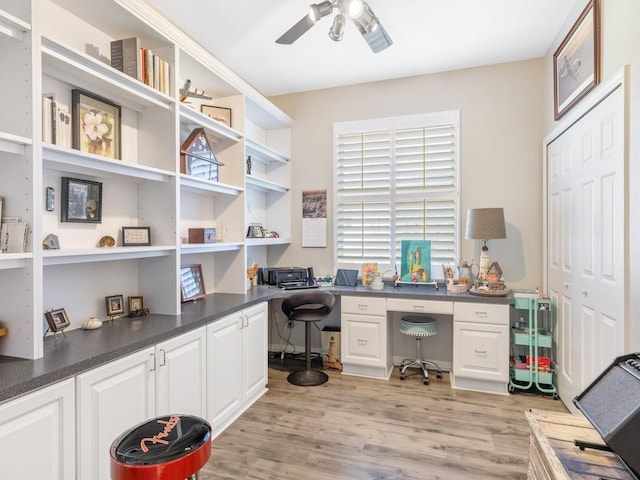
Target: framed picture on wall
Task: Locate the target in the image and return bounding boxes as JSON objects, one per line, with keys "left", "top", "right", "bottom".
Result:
{"left": 61, "top": 177, "right": 102, "bottom": 223}
{"left": 71, "top": 88, "right": 121, "bottom": 159}
{"left": 553, "top": 0, "right": 600, "bottom": 120}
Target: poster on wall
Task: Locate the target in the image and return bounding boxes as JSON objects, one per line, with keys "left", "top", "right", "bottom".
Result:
{"left": 302, "top": 190, "right": 327, "bottom": 247}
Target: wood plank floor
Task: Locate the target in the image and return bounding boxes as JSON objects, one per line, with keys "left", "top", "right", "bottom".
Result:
{"left": 200, "top": 368, "right": 568, "bottom": 480}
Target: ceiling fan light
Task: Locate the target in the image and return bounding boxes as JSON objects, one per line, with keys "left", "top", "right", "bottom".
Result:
{"left": 347, "top": 0, "right": 364, "bottom": 19}
{"left": 311, "top": 1, "right": 334, "bottom": 22}
{"left": 329, "top": 13, "right": 346, "bottom": 42}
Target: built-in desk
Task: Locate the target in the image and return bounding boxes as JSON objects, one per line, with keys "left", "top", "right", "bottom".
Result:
{"left": 0, "top": 284, "right": 513, "bottom": 405}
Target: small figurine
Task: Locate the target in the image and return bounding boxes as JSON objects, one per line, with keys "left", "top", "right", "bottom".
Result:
{"left": 246, "top": 155, "right": 252, "bottom": 175}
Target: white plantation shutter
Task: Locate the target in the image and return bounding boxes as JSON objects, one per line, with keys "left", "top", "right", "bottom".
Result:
{"left": 334, "top": 111, "right": 459, "bottom": 276}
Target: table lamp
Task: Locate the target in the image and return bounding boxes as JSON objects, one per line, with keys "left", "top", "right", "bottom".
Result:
{"left": 465, "top": 208, "right": 506, "bottom": 280}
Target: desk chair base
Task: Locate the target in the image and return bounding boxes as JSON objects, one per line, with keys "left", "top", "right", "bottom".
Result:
{"left": 399, "top": 357, "right": 443, "bottom": 385}
{"left": 287, "top": 368, "right": 329, "bottom": 386}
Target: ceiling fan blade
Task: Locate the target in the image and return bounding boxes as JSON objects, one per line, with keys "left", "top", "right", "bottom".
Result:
{"left": 276, "top": 1, "right": 334, "bottom": 45}
{"left": 276, "top": 11, "right": 316, "bottom": 45}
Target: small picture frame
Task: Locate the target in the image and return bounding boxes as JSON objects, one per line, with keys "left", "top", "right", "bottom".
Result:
{"left": 200, "top": 105, "right": 232, "bottom": 127}
{"left": 246, "top": 224, "right": 265, "bottom": 238}
{"left": 128, "top": 296, "right": 144, "bottom": 312}
{"left": 180, "top": 264, "right": 205, "bottom": 302}
{"left": 44, "top": 308, "right": 71, "bottom": 333}
{"left": 122, "top": 226, "right": 151, "bottom": 246}
{"left": 61, "top": 177, "right": 103, "bottom": 223}
{"left": 72, "top": 88, "right": 121, "bottom": 159}
{"left": 105, "top": 294, "right": 125, "bottom": 316}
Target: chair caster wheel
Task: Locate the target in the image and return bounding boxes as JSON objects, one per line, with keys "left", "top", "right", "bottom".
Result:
{"left": 423, "top": 378, "right": 430, "bottom": 385}
{"left": 553, "top": 392, "right": 560, "bottom": 400}
{"left": 400, "top": 374, "right": 406, "bottom": 380}
{"left": 436, "top": 371, "right": 443, "bottom": 379}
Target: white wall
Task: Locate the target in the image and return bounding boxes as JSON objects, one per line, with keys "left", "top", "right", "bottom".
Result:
{"left": 271, "top": 59, "right": 545, "bottom": 289}
{"left": 542, "top": 0, "right": 640, "bottom": 351}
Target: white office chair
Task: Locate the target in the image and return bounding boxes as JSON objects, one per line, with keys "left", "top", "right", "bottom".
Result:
{"left": 399, "top": 316, "right": 443, "bottom": 385}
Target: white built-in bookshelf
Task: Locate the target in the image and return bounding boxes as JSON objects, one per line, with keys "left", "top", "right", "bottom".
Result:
{"left": 0, "top": 0, "right": 292, "bottom": 360}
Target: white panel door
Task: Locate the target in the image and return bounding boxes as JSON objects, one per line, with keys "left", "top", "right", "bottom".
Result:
{"left": 0, "top": 379, "right": 75, "bottom": 480}
{"left": 547, "top": 83, "right": 626, "bottom": 409}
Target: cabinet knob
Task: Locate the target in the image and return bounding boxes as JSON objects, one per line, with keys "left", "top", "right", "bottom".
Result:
{"left": 149, "top": 353, "right": 156, "bottom": 371}
{"left": 159, "top": 349, "right": 166, "bottom": 367}
{"left": 357, "top": 339, "right": 368, "bottom": 345}
{"left": 357, "top": 304, "right": 368, "bottom": 310}
{"left": 413, "top": 305, "right": 424, "bottom": 311}
{"left": 581, "top": 289, "right": 588, "bottom": 296}
{"left": 475, "top": 311, "right": 488, "bottom": 318}
{"left": 475, "top": 349, "right": 487, "bottom": 355}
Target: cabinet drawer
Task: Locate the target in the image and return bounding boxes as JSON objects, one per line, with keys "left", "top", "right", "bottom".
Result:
{"left": 453, "top": 322, "right": 509, "bottom": 381}
{"left": 386, "top": 298, "right": 453, "bottom": 315}
{"left": 454, "top": 302, "right": 508, "bottom": 325}
{"left": 341, "top": 296, "right": 386, "bottom": 315}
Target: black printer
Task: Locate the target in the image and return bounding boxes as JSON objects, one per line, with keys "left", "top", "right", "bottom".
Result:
{"left": 257, "top": 267, "right": 316, "bottom": 288}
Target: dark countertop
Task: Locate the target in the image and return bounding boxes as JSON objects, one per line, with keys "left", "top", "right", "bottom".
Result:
{"left": 0, "top": 283, "right": 512, "bottom": 404}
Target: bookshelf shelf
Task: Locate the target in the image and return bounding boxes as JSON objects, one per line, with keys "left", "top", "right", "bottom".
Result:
{"left": 180, "top": 104, "right": 243, "bottom": 150}
{"left": 41, "top": 37, "right": 174, "bottom": 111}
{"left": 245, "top": 175, "right": 289, "bottom": 194}
{"left": 43, "top": 145, "right": 175, "bottom": 183}
{"left": 0, "top": 253, "right": 33, "bottom": 270}
{"left": 180, "top": 242, "right": 244, "bottom": 255}
{"left": 245, "top": 138, "right": 289, "bottom": 165}
{"left": 179, "top": 174, "right": 243, "bottom": 197}
{"left": 0, "top": 132, "right": 32, "bottom": 156}
{"left": 0, "top": 8, "right": 30, "bottom": 42}
{"left": 42, "top": 246, "right": 175, "bottom": 266}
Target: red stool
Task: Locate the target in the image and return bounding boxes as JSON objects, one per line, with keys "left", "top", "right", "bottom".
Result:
{"left": 110, "top": 414, "right": 211, "bottom": 480}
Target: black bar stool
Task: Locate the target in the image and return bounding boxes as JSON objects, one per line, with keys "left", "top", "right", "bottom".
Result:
{"left": 110, "top": 414, "right": 211, "bottom": 480}
{"left": 282, "top": 290, "right": 336, "bottom": 386}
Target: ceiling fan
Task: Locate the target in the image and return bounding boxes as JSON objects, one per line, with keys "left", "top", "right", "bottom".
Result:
{"left": 276, "top": 0, "right": 393, "bottom": 53}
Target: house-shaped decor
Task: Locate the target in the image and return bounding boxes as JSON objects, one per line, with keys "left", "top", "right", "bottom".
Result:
{"left": 180, "top": 128, "right": 224, "bottom": 181}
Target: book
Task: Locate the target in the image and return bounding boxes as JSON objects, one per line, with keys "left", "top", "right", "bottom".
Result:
{"left": 42, "top": 96, "right": 53, "bottom": 144}
{"left": 111, "top": 37, "right": 141, "bottom": 80}
{"left": 55, "top": 104, "right": 71, "bottom": 148}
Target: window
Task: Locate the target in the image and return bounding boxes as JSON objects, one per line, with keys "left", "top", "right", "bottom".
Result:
{"left": 334, "top": 111, "right": 460, "bottom": 277}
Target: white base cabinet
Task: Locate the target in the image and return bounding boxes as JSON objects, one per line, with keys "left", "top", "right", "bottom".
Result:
{"left": 207, "top": 302, "right": 268, "bottom": 436}
{"left": 452, "top": 302, "right": 509, "bottom": 394}
{"left": 0, "top": 378, "right": 75, "bottom": 480}
{"left": 341, "top": 296, "right": 391, "bottom": 379}
{"left": 76, "top": 326, "right": 207, "bottom": 480}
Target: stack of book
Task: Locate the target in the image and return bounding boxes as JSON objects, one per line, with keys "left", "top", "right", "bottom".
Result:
{"left": 1, "top": 217, "right": 28, "bottom": 253}
{"left": 111, "top": 37, "right": 170, "bottom": 95}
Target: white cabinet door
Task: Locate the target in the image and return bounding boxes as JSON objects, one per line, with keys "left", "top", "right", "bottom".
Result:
{"left": 342, "top": 313, "right": 384, "bottom": 366}
{"left": 241, "top": 302, "right": 268, "bottom": 401}
{"left": 207, "top": 302, "right": 268, "bottom": 436}
{"left": 76, "top": 348, "right": 155, "bottom": 480}
{"left": 453, "top": 321, "right": 509, "bottom": 382}
{"left": 0, "top": 378, "right": 75, "bottom": 480}
{"left": 156, "top": 327, "right": 207, "bottom": 418}
{"left": 207, "top": 311, "right": 243, "bottom": 434}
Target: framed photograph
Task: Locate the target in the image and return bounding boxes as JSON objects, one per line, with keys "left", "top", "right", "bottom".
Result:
{"left": 122, "top": 226, "right": 151, "bottom": 246}
{"left": 128, "top": 296, "right": 144, "bottom": 312}
{"left": 180, "top": 264, "right": 205, "bottom": 302}
{"left": 105, "top": 294, "right": 125, "bottom": 316}
{"left": 553, "top": 0, "right": 600, "bottom": 120}
{"left": 200, "top": 105, "right": 232, "bottom": 127}
{"left": 61, "top": 177, "right": 102, "bottom": 223}
{"left": 72, "top": 89, "right": 121, "bottom": 159}
{"left": 44, "top": 308, "right": 71, "bottom": 333}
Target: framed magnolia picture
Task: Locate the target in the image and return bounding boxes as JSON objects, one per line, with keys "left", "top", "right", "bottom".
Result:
{"left": 72, "top": 89, "right": 121, "bottom": 159}
{"left": 553, "top": 0, "right": 600, "bottom": 120}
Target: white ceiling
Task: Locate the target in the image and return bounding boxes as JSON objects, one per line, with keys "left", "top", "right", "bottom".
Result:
{"left": 144, "top": 0, "right": 582, "bottom": 97}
